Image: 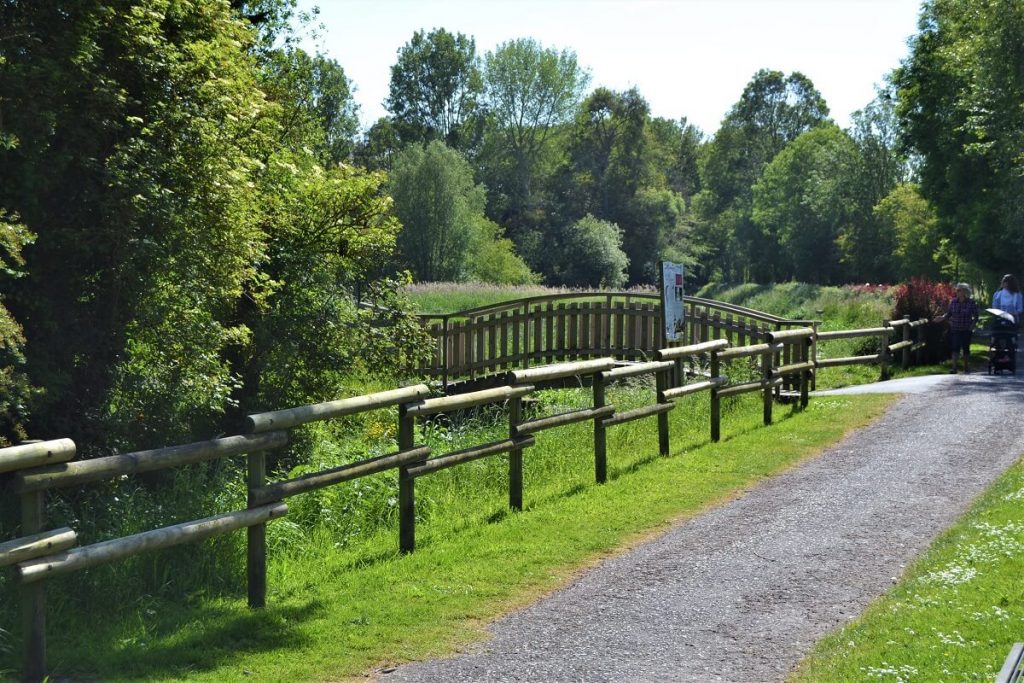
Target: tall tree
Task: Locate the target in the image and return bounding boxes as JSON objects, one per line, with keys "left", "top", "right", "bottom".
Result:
{"left": 264, "top": 48, "right": 361, "bottom": 165}
{"left": 752, "top": 125, "right": 862, "bottom": 284}
{"left": 386, "top": 28, "right": 482, "bottom": 150}
{"left": 695, "top": 69, "right": 830, "bottom": 282}
{"left": 892, "top": 0, "right": 1024, "bottom": 275}
{"left": 480, "top": 38, "right": 589, "bottom": 236}
{"left": 389, "top": 141, "right": 486, "bottom": 282}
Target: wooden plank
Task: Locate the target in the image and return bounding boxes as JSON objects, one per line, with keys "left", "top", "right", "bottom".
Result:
{"left": 817, "top": 355, "right": 879, "bottom": 368}
{"left": 514, "top": 405, "right": 615, "bottom": 436}
{"left": 581, "top": 302, "right": 592, "bottom": 355}
{"left": 661, "top": 377, "right": 728, "bottom": 400}
{"left": 546, "top": 303, "right": 555, "bottom": 363}
{"left": 601, "top": 360, "right": 675, "bottom": 381}
{"left": 655, "top": 339, "right": 730, "bottom": 361}
{"left": 0, "top": 439, "right": 76, "bottom": 475}
{"left": 556, "top": 303, "right": 567, "bottom": 358}
{"left": 818, "top": 327, "right": 892, "bottom": 340}
{"left": 248, "top": 386, "right": 430, "bottom": 433}
{"left": 0, "top": 528, "right": 76, "bottom": 568}
{"left": 509, "top": 358, "right": 616, "bottom": 384}
{"left": 15, "top": 432, "right": 288, "bottom": 494}
{"left": 767, "top": 327, "right": 815, "bottom": 342}
{"left": 488, "top": 313, "right": 497, "bottom": 373}
{"left": 405, "top": 385, "right": 535, "bottom": 417}
{"left": 250, "top": 446, "right": 432, "bottom": 505}
{"left": 501, "top": 311, "right": 511, "bottom": 369}
{"left": 615, "top": 301, "right": 625, "bottom": 356}
{"left": 602, "top": 402, "right": 674, "bottom": 428}
{"left": 511, "top": 310, "right": 521, "bottom": 368}
{"left": 405, "top": 437, "right": 535, "bottom": 479}
{"left": 20, "top": 503, "right": 288, "bottom": 584}
{"left": 569, "top": 303, "right": 579, "bottom": 358}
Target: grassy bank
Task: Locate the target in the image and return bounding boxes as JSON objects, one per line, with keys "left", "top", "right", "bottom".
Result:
{"left": 0, "top": 390, "right": 894, "bottom": 681}
{"left": 793, "top": 456, "right": 1024, "bottom": 682}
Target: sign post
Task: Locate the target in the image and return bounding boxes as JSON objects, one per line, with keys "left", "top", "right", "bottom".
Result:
{"left": 659, "top": 260, "right": 685, "bottom": 350}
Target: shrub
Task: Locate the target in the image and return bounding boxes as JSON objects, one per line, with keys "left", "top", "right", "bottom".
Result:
{"left": 892, "top": 278, "right": 955, "bottom": 363}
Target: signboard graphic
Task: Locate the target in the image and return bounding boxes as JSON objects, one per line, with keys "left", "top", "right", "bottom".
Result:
{"left": 661, "top": 261, "right": 685, "bottom": 342}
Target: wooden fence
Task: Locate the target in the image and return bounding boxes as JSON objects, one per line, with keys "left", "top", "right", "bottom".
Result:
{"left": 0, "top": 316, "right": 928, "bottom": 681}
{"left": 415, "top": 292, "right": 816, "bottom": 388}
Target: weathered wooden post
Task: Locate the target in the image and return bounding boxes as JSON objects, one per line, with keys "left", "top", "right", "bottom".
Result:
{"left": 901, "top": 315, "right": 911, "bottom": 369}
{"left": 880, "top": 321, "right": 891, "bottom": 381}
{"left": 21, "top": 487, "right": 46, "bottom": 681}
{"left": 654, "top": 369, "right": 670, "bottom": 456}
{"left": 246, "top": 449, "right": 267, "bottom": 608}
{"left": 593, "top": 377, "right": 608, "bottom": 483}
{"left": 800, "top": 336, "right": 811, "bottom": 409}
{"left": 509, "top": 395, "right": 524, "bottom": 507}
{"left": 398, "top": 404, "right": 416, "bottom": 553}
{"left": 710, "top": 347, "right": 722, "bottom": 442}
{"left": 762, "top": 347, "right": 774, "bottom": 426}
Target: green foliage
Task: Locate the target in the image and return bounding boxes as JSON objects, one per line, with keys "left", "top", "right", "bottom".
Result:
{"left": 465, "top": 217, "right": 540, "bottom": 285}
{"left": 479, "top": 38, "right": 590, "bottom": 235}
{"left": 386, "top": 28, "right": 482, "bottom": 150}
{"left": 550, "top": 215, "right": 629, "bottom": 288}
{"left": 695, "top": 69, "right": 831, "bottom": 282}
{"left": 893, "top": 0, "right": 1024, "bottom": 275}
{"left": 874, "top": 183, "right": 944, "bottom": 280}
{"left": 0, "top": 211, "right": 34, "bottom": 443}
{"left": 390, "top": 141, "right": 486, "bottom": 282}
{"left": 752, "top": 125, "right": 862, "bottom": 284}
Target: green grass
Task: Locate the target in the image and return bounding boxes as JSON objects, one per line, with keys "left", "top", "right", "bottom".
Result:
{"left": 0, "top": 390, "right": 895, "bottom": 682}
{"left": 792, "top": 455, "right": 1024, "bottom": 682}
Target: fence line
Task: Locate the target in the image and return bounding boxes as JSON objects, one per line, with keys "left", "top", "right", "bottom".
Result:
{"left": 0, "top": 316, "right": 928, "bottom": 681}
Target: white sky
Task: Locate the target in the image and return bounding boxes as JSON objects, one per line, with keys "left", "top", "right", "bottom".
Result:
{"left": 298, "top": 0, "right": 923, "bottom": 135}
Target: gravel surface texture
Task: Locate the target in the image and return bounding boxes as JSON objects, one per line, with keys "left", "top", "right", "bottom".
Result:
{"left": 383, "top": 370, "right": 1024, "bottom": 683}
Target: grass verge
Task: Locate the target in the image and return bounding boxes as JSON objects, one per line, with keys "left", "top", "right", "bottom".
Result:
{"left": 2, "top": 391, "right": 895, "bottom": 682}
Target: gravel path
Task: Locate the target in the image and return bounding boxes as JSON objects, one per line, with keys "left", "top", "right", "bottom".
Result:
{"left": 384, "top": 370, "right": 1024, "bottom": 683}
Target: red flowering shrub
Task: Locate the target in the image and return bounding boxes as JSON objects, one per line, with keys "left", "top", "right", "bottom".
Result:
{"left": 892, "top": 278, "right": 956, "bottom": 363}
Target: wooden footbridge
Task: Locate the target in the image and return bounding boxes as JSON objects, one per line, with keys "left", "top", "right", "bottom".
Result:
{"left": 415, "top": 292, "right": 817, "bottom": 390}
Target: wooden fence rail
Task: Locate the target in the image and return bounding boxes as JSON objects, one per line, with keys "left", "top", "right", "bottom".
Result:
{"left": 0, "top": 316, "right": 929, "bottom": 681}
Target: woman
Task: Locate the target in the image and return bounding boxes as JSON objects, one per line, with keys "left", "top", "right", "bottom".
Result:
{"left": 933, "top": 283, "right": 979, "bottom": 374}
{"left": 992, "top": 274, "right": 1023, "bottom": 324}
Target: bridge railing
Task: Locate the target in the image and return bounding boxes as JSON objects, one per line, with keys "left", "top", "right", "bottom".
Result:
{"left": 416, "top": 292, "right": 817, "bottom": 389}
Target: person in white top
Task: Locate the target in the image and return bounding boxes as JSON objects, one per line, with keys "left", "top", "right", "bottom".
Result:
{"left": 992, "top": 274, "right": 1023, "bottom": 324}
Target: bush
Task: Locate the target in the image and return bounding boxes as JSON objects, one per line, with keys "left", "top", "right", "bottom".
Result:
{"left": 551, "top": 215, "right": 629, "bottom": 288}
{"left": 891, "top": 277, "right": 955, "bottom": 363}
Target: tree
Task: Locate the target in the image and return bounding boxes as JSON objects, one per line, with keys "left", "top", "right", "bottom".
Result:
{"left": 892, "top": 0, "right": 1024, "bottom": 275}
{"left": 874, "top": 183, "right": 943, "bottom": 280}
{"left": 389, "top": 141, "right": 486, "bottom": 281}
{"left": 480, "top": 38, "right": 590, "bottom": 234}
{"left": 264, "top": 48, "right": 361, "bottom": 165}
{"left": 551, "top": 215, "right": 629, "bottom": 288}
{"left": 386, "top": 28, "right": 482, "bottom": 149}
{"left": 695, "top": 69, "right": 831, "bottom": 281}
{"left": 752, "top": 125, "right": 862, "bottom": 284}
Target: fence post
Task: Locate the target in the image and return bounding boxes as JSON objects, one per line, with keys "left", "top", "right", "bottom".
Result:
{"left": 398, "top": 405, "right": 416, "bottom": 553}
{"left": 441, "top": 315, "right": 450, "bottom": 390}
{"left": 509, "top": 395, "right": 524, "bottom": 507}
{"left": 247, "top": 450, "right": 267, "bottom": 608}
{"left": 593, "top": 376, "right": 608, "bottom": 482}
{"left": 710, "top": 348, "right": 721, "bottom": 442}
{"left": 880, "top": 320, "right": 891, "bottom": 381}
{"left": 800, "top": 337, "right": 811, "bottom": 409}
{"left": 901, "top": 315, "right": 911, "bottom": 369}
{"left": 810, "top": 321, "right": 819, "bottom": 391}
{"left": 655, "top": 369, "right": 670, "bottom": 456}
{"left": 21, "top": 489, "right": 46, "bottom": 681}
{"left": 762, "top": 348, "right": 774, "bottom": 426}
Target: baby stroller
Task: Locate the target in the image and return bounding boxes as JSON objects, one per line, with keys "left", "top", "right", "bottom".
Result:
{"left": 985, "top": 308, "right": 1017, "bottom": 375}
